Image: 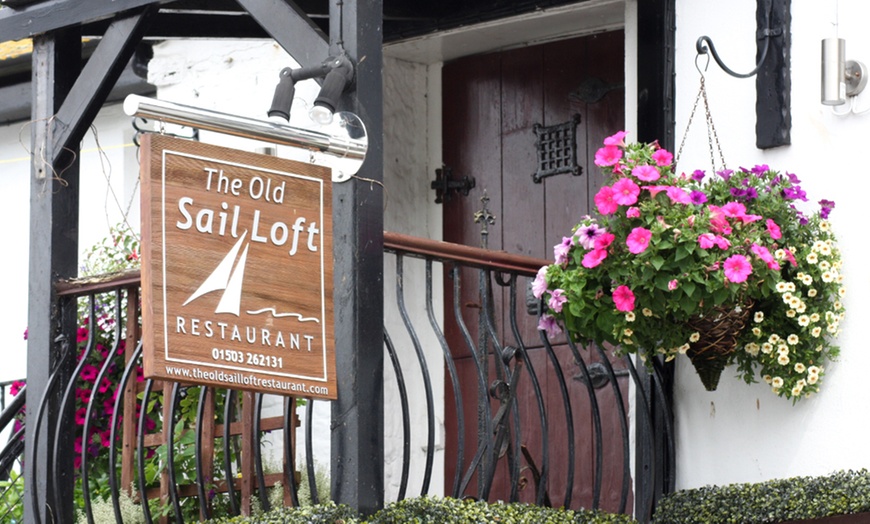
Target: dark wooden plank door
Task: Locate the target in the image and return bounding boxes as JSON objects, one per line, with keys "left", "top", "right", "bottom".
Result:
{"left": 441, "top": 30, "right": 630, "bottom": 512}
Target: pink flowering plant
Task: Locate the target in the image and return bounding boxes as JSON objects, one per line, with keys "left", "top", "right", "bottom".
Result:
{"left": 535, "top": 132, "right": 844, "bottom": 400}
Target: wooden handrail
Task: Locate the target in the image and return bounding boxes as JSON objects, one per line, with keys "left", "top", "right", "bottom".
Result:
{"left": 54, "top": 232, "right": 549, "bottom": 297}
{"left": 383, "top": 231, "right": 549, "bottom": 276}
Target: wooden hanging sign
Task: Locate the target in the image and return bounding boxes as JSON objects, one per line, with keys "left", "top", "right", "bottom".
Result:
{"left": 140, "top": 134, "right": 336, "bottom": 399}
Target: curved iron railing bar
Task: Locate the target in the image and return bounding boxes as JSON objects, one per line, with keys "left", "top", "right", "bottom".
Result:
{"left": 593, "top": 343, "right": 631, "bottom": 514}
{"left": 394, "top": 254, "right": 435, "bottom": 495}
{"left": 254, "top": 393, "right": 270, "bottom": 512}
{"left": 165, "top": 383, "right": 183, "bottom": 523}
{"left": 28, "top": 331, "right": 73, "bottom": 524}
{"left": 304, "top": 400, "right": 319, "bottom": 505}
{"left": 137, "top": 377, "right": 155, "bottom": 524}
{"left": 539, "top": 331, "right": 572, "bottom": 508}
{"left": 564, "top": 337, "right": 603, "bottom": 510}
{"left": 54, "top": 294, "right": 98, "bottom": 522}
{"left": 0, "top": 427, "right": 25, "bottom": 478}
{"left": 505, "top": 295, "right": 549, "bottom": 506}
{"left": 109, "top": 337, "right": 143, "bottom": 524}
{"left": 624, "top": 356, "right": 657, "bottom": 521}
{"left": 650, "top": 358, "right": 676, "bottom": 493}
{"left": 452, "top": 266, "right": 494, "bottom": 497}
{"left": 222, "top": 389, "right": 239, "bottom": 515}
{"left": 0, "top": 385, "right": 26, "bottom": 433}
{"left": 478, "top": 269, "right": 513, "bottom": 501}
{"left": 195, "top": 386, "right": 211, "bottom": 520}
{"left": 424, "top": 258, "right": 465, "bottom": 498}
{"left": 503, "top": 278, "right": 523, "bottom": 503}
{"left": 74, "top": 296, "right": 105, "bottom": 524}
{"left": 283, "top": 397, "right": 300, "bottom": 508}
{"left": 383, "top": 329, "right": 411, "bottom": 500}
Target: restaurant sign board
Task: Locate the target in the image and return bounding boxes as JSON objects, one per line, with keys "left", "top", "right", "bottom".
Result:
{"left": 140, "top": 134, "right": 336, "bottom": 399}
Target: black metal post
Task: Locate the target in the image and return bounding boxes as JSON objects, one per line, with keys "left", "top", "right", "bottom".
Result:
{"left": 328, "top": 0, "right": 385, "bottom": 516}
{"left": 25, "top": 29, "right": 81, "bottom": 524}
{"left": 755, "top": 0, "right": 791, "bottom": 149}
{"left": 636, "top": 0, "right": 676, "bottom": 520}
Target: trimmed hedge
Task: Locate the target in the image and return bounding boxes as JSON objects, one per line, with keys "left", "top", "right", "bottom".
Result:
{"left": 654, "top": 469, "right": 870, "bottom": 524}
{"left": 205, "top": 496, "right": 636, "bottom": 523}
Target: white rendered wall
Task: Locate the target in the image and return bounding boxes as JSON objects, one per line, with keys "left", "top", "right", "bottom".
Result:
{"left": 673, "top": 0, "right": 870, "bottom": 489}
{"left": 0, "top": 104, "right": 140, "bottom": 385}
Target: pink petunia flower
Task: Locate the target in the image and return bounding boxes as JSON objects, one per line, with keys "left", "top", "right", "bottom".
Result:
{"left": 594, "top": 186, "right": 618, "bottom": 215}
{"left": 532, "top": 266, "right": 549, "bottom": 299}
{"left": 643, "top": 185, "right": 670, "bottom": 197}
{"left": 538, "top": 314, "right": 562, "bottom": 338}
{"left": 783, "top": 249, "right": 797, "bottom": 266}
{"left": 723, "top": 254, "right": 752, "bottom": 283}
{"left": 632, "top": 165, "right": 660, "bottom": 182}
{"left": 76, "top": 327, "right": 89, "bottom": 343}
{"left": 707, "top": 205, "right": 732, "bottom": 235}
{"left": 626, "top": 207, "right": 641, "bottom": 218}
{"left": 603, "top": 130, "right": 627, "bottom": 147}
{"left": 626, "top": 227, "right": 653, "bottom": 254}
{"left": 10, "top": 380, "right": 24, "bottom": 396}
{"left": 665, "top": 186, "right": 692, "bottom": 205}
{"left": 721, "top": 202, "right": 747, "bottom": 218}
{"left": 766, "top": 219, "right": 782, "bottom": 240}
{"left": 594, "top": 232, "right": 616, "bottom": 250}
{"left": 548, "top": 289, "right": 568, "bottom": 313}
{"left": 582, "top": 248, "right": 608, "bottom": 268}
{"left": 594, "top": 146, "right": 623, "bottom": 167}
{"left": 751, "top": 243, "right": 780, "bottom": 270}
{"left": 75, "top": 407, "right": 87, "bottom": 425}
{"left": 668, "top": 279, "right": 679, "bottom": 291}
{"left": 577, "top": 223, "right": 605, "bottom": 250}
{"left": 80, "top": 364, "right": 98, "bottom": 383}
{"left": 651, "top": 148, "right": 674, "bottom": 167}
{"left": 698, "top": 233, "right": 716, "bottom": 249}
{"left": 612, "top": 178, "right": 641, "bottom": 206}
{"left": 713, "top": 236, "right": 731, "bottom": 250}
{"left": 553, "top": 236, "right": 573, "bottom": 265}
{"left": 612, "top": 285, "right": 636, "bottom": 312}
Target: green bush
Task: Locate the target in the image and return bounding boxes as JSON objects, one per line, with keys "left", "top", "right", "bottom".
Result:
{"left": 654, "top": 469, "right": 870, "bottom": 523}
{"left": 205, "top": 496, "right": 635, "bottom": 523}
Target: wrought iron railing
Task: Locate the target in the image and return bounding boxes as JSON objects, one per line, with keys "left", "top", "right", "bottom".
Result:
{"left": 1, "top": 232, "right": 674, "bottom": 523}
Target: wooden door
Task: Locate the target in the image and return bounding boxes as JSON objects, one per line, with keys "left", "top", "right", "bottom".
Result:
{"left": 441, "top": 31, "right": 630, "bottom": 512}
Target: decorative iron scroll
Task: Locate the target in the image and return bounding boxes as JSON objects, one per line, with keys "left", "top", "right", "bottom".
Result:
{"left": 532, "top": 113, "right": 582, "bottom": 183}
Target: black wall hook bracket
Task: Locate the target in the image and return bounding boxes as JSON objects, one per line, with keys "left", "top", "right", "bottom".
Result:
{"left": 693, "top": 0, "right": 790, "bottom": 149}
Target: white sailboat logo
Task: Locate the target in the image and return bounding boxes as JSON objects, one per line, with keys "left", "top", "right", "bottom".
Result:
{"left": 183, "top": 231, "right": 250, "bottom": 316}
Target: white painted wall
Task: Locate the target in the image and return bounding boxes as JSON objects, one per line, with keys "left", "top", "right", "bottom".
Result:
{"left": 0, "top": 104, "right": 140, "bottom": 385}
{"left": 673, "top": 0, "right": 870, "bottom": 489}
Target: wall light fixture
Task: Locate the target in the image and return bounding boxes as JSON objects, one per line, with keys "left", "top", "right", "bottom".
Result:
{"left": 821, "top": 37, "right": 867, "bottom": 106}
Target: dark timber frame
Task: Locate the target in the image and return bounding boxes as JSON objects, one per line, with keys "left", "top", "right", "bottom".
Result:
{"left": 2, "top": 0, "right": 673, "bottom": 521}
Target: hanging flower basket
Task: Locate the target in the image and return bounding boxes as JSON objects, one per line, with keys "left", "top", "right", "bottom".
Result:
{"left": 534, "top": 132, "right": 845, "bottom": 400}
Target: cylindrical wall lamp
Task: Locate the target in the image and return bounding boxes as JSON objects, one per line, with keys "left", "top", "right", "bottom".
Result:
{"left": 821, "top": 37, "right": 867, "bottom": 106}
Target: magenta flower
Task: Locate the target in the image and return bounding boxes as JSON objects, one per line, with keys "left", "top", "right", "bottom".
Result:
{"left": 723, "top": 254, "right": 752, "bottom": 283}
{"left": 23, "top": 328, "right": 28, "bottom": 341}
{"left": 76, "top": 327, "right": 89, "bottom": 343}
{"left": 632, "top": 165, "right": 660, "bottom": 182}
{"left": 593, "top": 232, "right": 616, "bottom": 250}
{"left": 75, "top": 407, "right": 87, "bottom": 425}
{"left": 668, "top": 279, "right": 679, "bottom": 291}
{"left": 532, "top": 266, "right": 549, "bottom": 299}
{"left": 577, "top": 223, "right": 605, "bottom": 249}
{"left": 612, "top": 178, "right": 640, "bottom": 206}
{"left": 594, "top": 145, "right": 623, "bottom": 167}
{"left": 604, "top": 130, "right": 627, "bottom": 146}
{"left": 698, "top": 233, "right": 716, "bottom": 249}
{"left": 707, "top": 206, "right": 732, "bottom": 235}
{"left": 626, "top": 207, "right": 641, "bottom": 218}
{"left": 691, "top": 170, "right": 706, "bottom": 181}
{"left": 626, "top": 227, "right": 653, "bottom": 254}
{"left": 98, "top": 377, "right": 112, "bottom": 394}
{"left": 713, "top": 236, "right": 731, "bottom": 250}
{"left": 537, "top": 314, "right": 562, "bottom": 338}
{"left": 766, "top": 219, "right": 782, "bottom": 240}
{"left": 751, "top": 243, "right": 780, "bottom": 270}
{"left": 582, "top": 248, "right": 608, "bottom": 268}
{"left": 76, "top": 388, "right": 92, "bottom": 403}
{"left": 612, "top": 285, "right": 635, "bottom": 312}
{"left": 548, "top": 289, "right": 568, "bottom": 313}
{"left": 643, "top": 185, "right": 670, "bottom": 197}
{"left": 10, "top": 380, "right": 24, "bottom": 396}
{"left": 689, "top": 190, "right": 707, "bottom": 205}
{"left": 100, "top": 430, "right": 112, "bottom": 448}
{"left": 783, "top": 249, "right": 797, "bottom": 266}
{"left": 80, "top": 364, "right": 98, "bottom": 383}
{"left": 594, "top": 185, "right": 618, "bottom": 215}
{"left": 665, "top": 187, "right": 692, "bottom": 205}
{"left": 651, "top": 148, "right": 674, "bottom": 167}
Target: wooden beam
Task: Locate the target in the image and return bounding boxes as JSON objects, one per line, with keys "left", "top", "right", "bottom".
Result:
{"left": 0, "top": 0, "right": 167, "bottom": 42}
{"left": 50, "top": 6, "right": 155, "bottom": 165}
{"left": 235, "top": 0, "right": 329, "bottom": 68}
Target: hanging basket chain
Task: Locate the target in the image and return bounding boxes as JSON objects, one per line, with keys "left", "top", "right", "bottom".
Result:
{"left": 675, "top": 73, "right": 727, "bottom": 174}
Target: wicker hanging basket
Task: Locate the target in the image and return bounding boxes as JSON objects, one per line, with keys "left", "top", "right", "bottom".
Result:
{"left": 683, "top": 302, "right": 753, "bottom": 391}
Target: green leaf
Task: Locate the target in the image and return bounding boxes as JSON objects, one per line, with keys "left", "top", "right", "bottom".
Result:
{"left": 651, "top": 256, "right": 665, "bottom": 271}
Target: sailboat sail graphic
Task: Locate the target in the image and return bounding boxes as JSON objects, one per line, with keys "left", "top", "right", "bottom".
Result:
{"left": 183, "top": 231, "right": 249, "bottom": 316}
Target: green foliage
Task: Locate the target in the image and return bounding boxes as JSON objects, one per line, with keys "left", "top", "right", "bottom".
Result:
{"left": 654, "top": 469, "right": 870, "bottom": 523}
{"left": 205, "top": 497, "right": 635, "bottom": 524}
{"left": 0, "top": 470, "right": 25, "bottom": 523}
